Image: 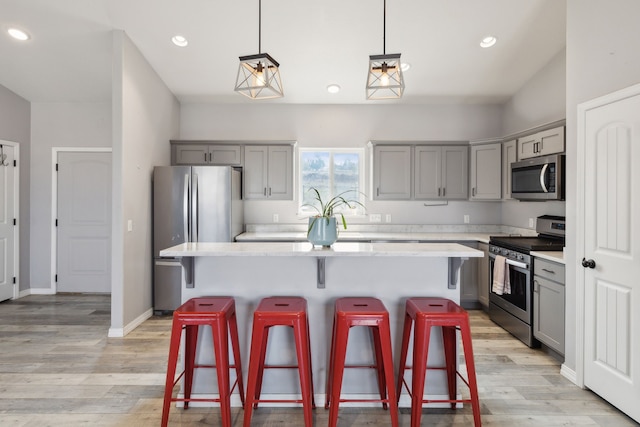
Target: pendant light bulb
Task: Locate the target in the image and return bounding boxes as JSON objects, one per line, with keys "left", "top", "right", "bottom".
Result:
{"left": 366, "top": 0, "right": 404, "bottom": 99}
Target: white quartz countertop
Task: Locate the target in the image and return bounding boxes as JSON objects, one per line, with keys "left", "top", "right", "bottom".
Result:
{"left": 236, "top": 231, "right": 495, "bottom": 244}
{"left": 160, "top": 242, "right": 485, "bottom": 258}
{"left": 530, "top": 250, "right": 565, "bottom": 264}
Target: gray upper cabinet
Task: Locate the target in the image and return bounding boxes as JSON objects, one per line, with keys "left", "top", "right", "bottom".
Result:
{"left": 517, "top": 125, "right": 565, "bottom": 160}
{"left": 470, "top": 142, "right": 501, "bottom": 200}
{"left": 441, "top": 146, "right": 468, "bottom": 199}
{"left": 502, "top": 139, "right": 517, "bottom": 200}
{"left": 373, "top": 145, "right": 412, "bottom": 199}
{"left": 173, "top": 144, "right": 242, "bottom": 166}
{"left": 244, "top": 145, "right": 293, "bottom": 200}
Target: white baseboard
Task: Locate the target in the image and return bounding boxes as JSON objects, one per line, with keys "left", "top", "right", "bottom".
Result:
{"left": 560, "top": 363, "right": 578, "bottom": 385}
{"left": 22, "top": 287, "right": 55, "bottom": 296}
{"left": 108, "top": 308, "right": 153, "bottom": 338}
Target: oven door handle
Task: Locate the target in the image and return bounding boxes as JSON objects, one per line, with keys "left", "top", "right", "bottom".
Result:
{"left": 506, "top": 259, "right": 528, "bottom": 269}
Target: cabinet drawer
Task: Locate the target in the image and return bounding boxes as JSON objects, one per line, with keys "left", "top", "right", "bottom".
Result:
{"left": 534, "top": 258, "right": 565, "bottom": 283}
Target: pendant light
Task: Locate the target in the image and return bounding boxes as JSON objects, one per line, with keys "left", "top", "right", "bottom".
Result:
{"left": 366, "top": 0, "right": 404, "bottom": 100}
{"left": 234, "top": 0, "right": 284, "bottom": 99}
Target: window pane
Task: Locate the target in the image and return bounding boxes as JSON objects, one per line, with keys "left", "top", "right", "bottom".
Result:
{"left": 301, "top": 151, "right": 330, "bottom": 209}
{"left": 333, "top": 153, "right": 360, "bottom": 201}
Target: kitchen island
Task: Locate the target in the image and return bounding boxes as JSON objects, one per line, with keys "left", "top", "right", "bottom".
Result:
{"left": 160, "top": 241, "right": 483, "bottom": 408}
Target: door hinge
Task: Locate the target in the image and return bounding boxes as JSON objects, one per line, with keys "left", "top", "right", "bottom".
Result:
{"left": 13, "top": 160, "right": 16, "bottom": 167}
{"left": 55, "top": 274, "right": 58, "bottom": 283}
{"left": 55, "top": 219, "right": 58, "bottom": 227}
{"left": 13, "top": 218, "right": 16, "bottom": 226}
{"left": 56, "top": 163, "right": 59, "bottom": 171}
{"left": 12, "top": 277, "right": 16, "bottom": 284}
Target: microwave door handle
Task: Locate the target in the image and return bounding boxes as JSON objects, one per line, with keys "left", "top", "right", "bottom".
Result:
{"left": 506, "top": 259, "right": 528, "bottom": 269}
{"left": 539, "top": 164, "right": 549, "bottom": 193}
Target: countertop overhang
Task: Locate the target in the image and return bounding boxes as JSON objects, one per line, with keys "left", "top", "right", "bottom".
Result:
{"left": 160, "top": 241, "right": 484, "bottom": 258}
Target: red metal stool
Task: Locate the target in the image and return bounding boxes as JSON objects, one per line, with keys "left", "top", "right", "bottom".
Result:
{"left": 243, "top": 297, "right": 315, "bottom": 427}
{"left": 396, "top": 297, "right": 481, "bottom": 427}
{"left": 161, "top": 297, "right": 244, "bottom": 427}
{"left": 325, "top": 297, "right": 399, "bottom": 427}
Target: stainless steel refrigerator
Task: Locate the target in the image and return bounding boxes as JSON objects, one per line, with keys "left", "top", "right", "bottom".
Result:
{"left": 152, "top": 166, "right": 243, "bottom": 313}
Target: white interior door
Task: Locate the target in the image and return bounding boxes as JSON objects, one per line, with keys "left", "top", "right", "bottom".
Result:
{"left": 0, "top": 143, "right": 16, "bottom": 302}
{"left": 581, "top": 86, "right": 640, "bottom": 423}
{"left": 57, "top": 151, "right": 112, "bottom": 293}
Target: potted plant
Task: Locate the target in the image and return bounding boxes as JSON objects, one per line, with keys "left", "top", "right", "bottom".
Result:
{"left": 303, "top": 188, "right": 365, "bottom": 247}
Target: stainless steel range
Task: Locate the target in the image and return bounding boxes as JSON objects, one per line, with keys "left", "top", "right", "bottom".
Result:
{"left": 488, "top": 215, "right": 565, "bottom": 347}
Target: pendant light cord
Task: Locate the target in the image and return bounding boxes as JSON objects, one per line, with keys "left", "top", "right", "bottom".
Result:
{"left": 383, "top": 0, "right": 386, "bottom": 55}
{"left": 258, "top": 0, "right": 262, "bottom": 53}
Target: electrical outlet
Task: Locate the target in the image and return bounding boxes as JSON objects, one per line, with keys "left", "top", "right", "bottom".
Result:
{"left": 529, "top": 218, "right": 535, "bottom": 228}
{"left": 464, "top": 215, "right": 470, "bottom": 224}
{"left": 273, "top": 214, "right": 279, "bottom": 223}
{"left": 385, "top": 214, "right": 392, "bottom": 223}
{"left": 127, "top": 219, "right": 133, "bottom": 232}
{"left": 369, "top": 214, "right": 382, "bottom": 222}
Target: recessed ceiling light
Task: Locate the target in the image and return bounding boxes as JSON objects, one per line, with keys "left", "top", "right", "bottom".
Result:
{"left": 480, "top": 36, "right": 497, "bottom": 48}
{"left": 327, "top": 84, "right": 341, "bottom": 94}
{"left": 171, "top": 35, "right": 188, "bottom": 47}
{"left": 401, "top": 62, "right": 411, "bottom": 72}
{"left": 8, "top": 28, "right": 30, "bottom": 41}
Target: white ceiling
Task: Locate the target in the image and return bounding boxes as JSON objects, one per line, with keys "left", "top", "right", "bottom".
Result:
{"left": 0, "top": 0, "right": 566, "bottom": 105}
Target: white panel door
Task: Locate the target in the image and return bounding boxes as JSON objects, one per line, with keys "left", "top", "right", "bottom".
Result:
{"left": 57, "top": 152, "right": 112, "bottom": 293}
{"left": 0, "top": 144, "right": 16, "bottom": 302}
{"left": 582, "top": 90, "right": 640, "bottom": 423}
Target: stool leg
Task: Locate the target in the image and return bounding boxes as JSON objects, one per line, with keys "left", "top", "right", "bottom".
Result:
{"left": 229, "top": 309, "right": 245, "bottom": 407}
{"left": 243, "top": 320, "right": 265, "bottom": 427}
{"left": 371, "top": 326, "right": 388, "bottom": 410}
{"left": 377, "top": 320, "right": 399, "bottom": 427}
{"left": 324, "top": 312, "right": 337, "bottom": 409}
{"left": 161, "top": 318, "right": 184, "bottom": 427}
{"left": 411, "top": 318, "right": 431, "bottom": 427}
{"left": 442, "top": 325, "right": 457, "bottom": 409}
{"left": 293, "top": 316, "right": 315, "bottom": 427}
{"left": 328, "top": 322, "right": 349, "bottom": 427}
{"left": 252, "top": 326, "right": 270, "bottom": 408}
{"left": 183, "top": 324, "right": 199, "bottom": 409}
{"left": 305, "top": 317, "right": 316, "bottom": 409}
{"left": 212, "top": 319, "right": 232, "bottom": 427}
{"left": 396, "top": 311, "right": 413, "bottom": 403}
{"left": 460, "top": 319, "right": 482, "bottom": 426}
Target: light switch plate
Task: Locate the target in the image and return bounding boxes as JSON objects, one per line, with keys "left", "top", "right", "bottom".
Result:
{"left": 369, "top": 214, "right": 382, "bottom": 222}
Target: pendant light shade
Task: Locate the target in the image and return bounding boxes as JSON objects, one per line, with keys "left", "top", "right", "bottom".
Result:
{"left": 367, "top": 53, "right": 404, "bottom": 99}
{"left": 235, "top": 53, "right": 284, "bottom": 99}
{"left": 366, "top": 0, "right": 404, "bottom": 100}
{"left": 234, "top": 0, "right": 283, "bottom": 99}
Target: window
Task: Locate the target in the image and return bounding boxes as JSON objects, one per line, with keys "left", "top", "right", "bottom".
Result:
{"left": 299, "top": 149, "right": 365, "bottom": 214}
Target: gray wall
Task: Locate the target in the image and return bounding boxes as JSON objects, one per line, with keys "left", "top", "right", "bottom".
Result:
{"left": 0, "top": 84, "right": 31, "bottom": 291}
{"left": 180, "top": 103, "right": 505, "bottom": 226}
{"left": 111, "top": 31, "right": 180, "bottom": 332}
{"left": 564, "top": 0, "right": 640, "bottom": 373}
{"left": 29, "top": 102, "right": 111, "bottom": 290}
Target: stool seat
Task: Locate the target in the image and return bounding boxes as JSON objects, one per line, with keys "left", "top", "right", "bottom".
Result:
{"left": 162, "top": 296, "right": 244, "bottom": 427}
{"left": 397, "top": 297, "right": 481, "bottom": 427}
{"left": 243, "top": 296, "right": 315, "bottom": 427}
{"left": 326, "top": 297, "right": 399, "bottom": 427}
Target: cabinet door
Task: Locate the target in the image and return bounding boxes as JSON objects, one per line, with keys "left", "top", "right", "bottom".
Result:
{"left": 470, "top": 143, "right": 501, "bottom": 200}
{"left": 373, "top": 146, "right": 412, "bottom": 199}
{"left": 517, "top": 134, "right": 538, "bottom": 160}
{"left": 477, "top": 243, "right": 489, "bottom": 307}
{"left": 243, "top": 146, "right": 269, "bottom": 199}
{"left": 538, "top": 126, "right": 565, "bottom": 156}
{"left": 460, "top": 242, "right": 479, "bottom": 307}
{"left": 414, "top": 146, "right": 440, "bottom": 199}
{"left": 174, "top": 145, "right": 209, "bottom": 165}
{"left": 502, "top": 140, "right": 517, "bottom": 199}
{"left": 533, "top": 275, "right": 565, "bottom": 354}
{"left": 267, "top": 145, "right": 293, "bottom": 200}
{"left": 441, "top": 146, "right": 468, "bottom": 199}
{"left": 209, "top": 145, "right": 242, "bottom": 166}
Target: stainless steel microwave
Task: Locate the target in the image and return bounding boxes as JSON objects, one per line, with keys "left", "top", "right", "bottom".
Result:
{"left": 511, "top": 154, "right": 565, "bottom": 200}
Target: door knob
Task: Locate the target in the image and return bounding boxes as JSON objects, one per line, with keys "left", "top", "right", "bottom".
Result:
{"left": 581, "top": 258, "right": 596, "bottom": 269}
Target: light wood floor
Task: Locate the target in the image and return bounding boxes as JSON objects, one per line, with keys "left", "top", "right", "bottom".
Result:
{"left": 0, "top": 294, "right": 636, "bottom": 426}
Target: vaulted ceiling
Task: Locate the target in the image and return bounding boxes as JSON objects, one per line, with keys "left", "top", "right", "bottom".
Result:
{"left": 1, "top": 0, "right": 566, "bottom": 104}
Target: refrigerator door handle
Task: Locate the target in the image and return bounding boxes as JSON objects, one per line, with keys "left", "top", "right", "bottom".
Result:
{"left": 192, "top": 173, "right": 199, "bottom": 242}
{"left": 183, "top": 174, "right": 189, "bottom": 242}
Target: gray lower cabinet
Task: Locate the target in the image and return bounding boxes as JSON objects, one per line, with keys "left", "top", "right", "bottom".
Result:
{"left": 533, "top": 257, "right": 565, "bottom": 354}
{"left": 459, "top": 242, "right": 479, "bottom": 309}
{"left": 477, "top": 242, "right": 489, "bottom": 307}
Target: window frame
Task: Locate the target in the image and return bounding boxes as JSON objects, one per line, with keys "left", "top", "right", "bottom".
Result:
{"left": 298, "top": 147, "right": 366, "bottom": 216}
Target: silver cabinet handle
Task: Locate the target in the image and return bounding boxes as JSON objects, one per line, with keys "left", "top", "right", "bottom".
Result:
{"left": 472, "top": 187, "right": 476, "bottom": 197}
{"left": 442, "top": 187, "right": 446, "bottom": 197}
{"left": 204, "top": 152, "right": 207, "bottom": 162}
{"left": 376, "top": 187, "right": 380, "bottom": 197}
{"left": 438, "top": 188, "right": 441, "bottom": 197}
{"left": 541, "top": 268, "right": 555, "bottom": 274}
{"left": 268, "top": 187, "right": 272, "bottom": 196}
{"left": 209, "top": 152, "right": 212, "bottom": 162}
